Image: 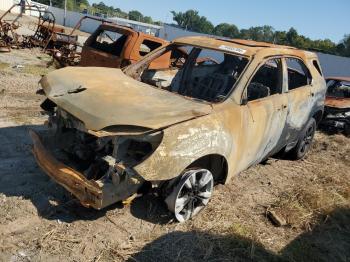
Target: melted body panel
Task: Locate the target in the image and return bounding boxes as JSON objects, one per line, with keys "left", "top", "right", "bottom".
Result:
{"left": 80, "top": 23, "right": 168, "bottom": 68}
{"left": 33, "top": 36, "right": 327, "bottom": 209}
{"left": 40, "top": 67, "right": 212, "bottom": 131}
{"left": 30, "top": 130, "right": 144, "bottom": 209}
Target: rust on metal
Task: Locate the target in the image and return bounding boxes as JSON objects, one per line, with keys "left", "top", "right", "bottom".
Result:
{"left": 30, "top": 130, "right": 103, "bottom": 209}
{"left": 79, "top": 22, "right": 168, "bottom": 68}
{"left": 0, "top": 3, "right": 57, "bottom": 51}
{"left": 325, "top": 97, "right": 350, "bottom": 109}
{"left": 32, "top": 36, "right": 327, "bottom": 211}
{"left": 321, "top": 77, "right": 350, "bottom": 133}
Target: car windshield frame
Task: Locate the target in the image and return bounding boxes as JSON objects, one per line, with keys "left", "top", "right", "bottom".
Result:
{"left": 124, "top": 43, "right": 251, "bottom": 104}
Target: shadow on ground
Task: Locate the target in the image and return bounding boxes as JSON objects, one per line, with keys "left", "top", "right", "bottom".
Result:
{"left": 0, "top": 124, "right": 172, "bottom": 224}
{"left": 128, "top": 207, "right": 350, "bottom": 262}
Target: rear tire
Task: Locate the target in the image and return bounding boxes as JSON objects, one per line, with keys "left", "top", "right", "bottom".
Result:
{"left": 288, "top": 118, "right": 316, "bottom": 160}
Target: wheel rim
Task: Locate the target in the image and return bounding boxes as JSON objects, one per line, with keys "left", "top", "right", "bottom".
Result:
{"left": 299, "top": 124, "right": 315, "bottom": 154}
{"left": 165, "top": 169, "right": 214, "bottom": 222}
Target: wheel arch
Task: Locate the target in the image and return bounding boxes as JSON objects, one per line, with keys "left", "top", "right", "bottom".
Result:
{"left": 186, "top": 154, "right": 228, "bottom": 184}
{"left": 312, "top": 109, "right": 323, "bottom": 125}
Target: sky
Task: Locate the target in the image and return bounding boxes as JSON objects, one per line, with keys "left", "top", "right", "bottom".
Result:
{"left": 90, "top": 0, "right": 350, "bottom": 43}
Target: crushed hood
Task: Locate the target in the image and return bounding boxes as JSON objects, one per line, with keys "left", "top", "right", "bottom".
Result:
{"left": 41, "top": 67, "right": 212, "bottom": 131}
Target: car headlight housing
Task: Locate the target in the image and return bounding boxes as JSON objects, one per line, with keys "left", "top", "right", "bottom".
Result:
{"left": 115, "top": 131, "right": 163, "bottom": 167}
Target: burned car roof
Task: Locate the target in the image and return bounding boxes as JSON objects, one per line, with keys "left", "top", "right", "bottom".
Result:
{"left": 171, "top": 36, "right": 317, "bottom": 59}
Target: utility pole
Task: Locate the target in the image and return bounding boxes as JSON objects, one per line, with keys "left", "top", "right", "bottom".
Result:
{"left": 64, "top": 0, "right": 67, "bottom": 26}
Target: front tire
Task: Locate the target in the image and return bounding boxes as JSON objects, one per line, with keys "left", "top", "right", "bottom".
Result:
{"left": 289, "top": 118, "right": 316, "bottom": 160}
{"left": 164, "top": 169, "right": 214, "bottom": 222}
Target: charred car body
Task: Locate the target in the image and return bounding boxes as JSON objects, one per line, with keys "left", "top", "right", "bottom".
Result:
{"left": 31, "top": 37, "right": 326, "bottom": 222}
{"left": 320, "top": 77, "right": 350, "bottom": 134}
{"left": 52, "top": 18, "right": 170, "bottom": 68}
{"left": 79, "top": 23, "right": 168, "bottom": 68}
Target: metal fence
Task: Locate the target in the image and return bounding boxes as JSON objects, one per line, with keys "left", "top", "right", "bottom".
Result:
{"left": 1, "top": 0, "right": 349, "bottom": 77}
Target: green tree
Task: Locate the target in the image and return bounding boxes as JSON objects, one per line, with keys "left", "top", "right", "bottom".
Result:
{"left": 214, "top": 23, "right": 239, "bottom": 38}
{"left": 286, "top": 27, "right": 299, "bottom": 46}
{"left": 243, "top": 26, "right": 274, "bottom": 42}
{"left": 128, "top": 10, "right": 144, "bottom": 21}
{"left": 114, "top": 8, "right": 128, "bottom": 18}
{"left": 143, "top": 16, "right": 153, "bottom": 24}
{"left": 171, "top": 9, "right": 214, "bottom": 34}
{"left": 273, "top": 30, "right": 288, "bottom": 45}
{"left": 338, "top": 34, "right": 350, "bottom": 56}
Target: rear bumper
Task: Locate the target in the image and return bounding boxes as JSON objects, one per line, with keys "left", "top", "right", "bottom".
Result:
{"left": 30, "top": 130, "right": 144, "bottom": 209}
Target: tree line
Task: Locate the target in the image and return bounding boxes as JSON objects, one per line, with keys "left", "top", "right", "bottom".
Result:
{"left": 34, "top": 1, "right": 350, "bottom": 57}
{"left": 171, "top": 10, "right": 350, "bottom": 57}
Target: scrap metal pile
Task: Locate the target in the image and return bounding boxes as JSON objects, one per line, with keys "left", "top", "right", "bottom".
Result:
{"left": 0, "top": 3, "right": 81, "bottom": 66}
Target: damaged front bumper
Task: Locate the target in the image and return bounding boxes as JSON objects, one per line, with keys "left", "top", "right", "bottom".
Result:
{"left": 30, "top": 130, "right": 144, "bottom": 209}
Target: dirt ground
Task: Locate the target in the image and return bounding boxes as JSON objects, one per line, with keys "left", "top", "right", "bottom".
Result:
{"left": 0, "top": 49, "right": 349, "bottom": 262}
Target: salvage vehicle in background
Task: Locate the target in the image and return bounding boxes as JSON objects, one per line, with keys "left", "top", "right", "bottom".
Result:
{"left": 31, "top": 36, "right": 326, "bottom": 222}
{"left": 320, "top": 77, "right": 350, "bottom": 135}
{"left": 79, "top": 23, "right": 168, "bottom": 68}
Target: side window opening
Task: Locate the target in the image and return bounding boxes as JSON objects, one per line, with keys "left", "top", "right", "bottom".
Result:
{"left": 247, "top": 58, "right": 283, "bottom": 102}
{"left": 139, "top": 39, "right": 163, "bottom": 56}
{"left": 90, "top": 29, "right": 127, "bottom": 57}
{"left": 286, "top": 58, "right": 312, "bottom": 90}
{"left": 140, "top": 45, "right": 191, "bottom": 91}
{"left": 313, "top": 60, "right": 323, "bottom": 76}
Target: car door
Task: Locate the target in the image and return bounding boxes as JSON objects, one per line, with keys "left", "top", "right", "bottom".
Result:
{"left": 239, "top": 57, "right": 289, "bottom": 169}
{"left": 283, "top": 57, "right": 313, "bottom": 144}
{"left": 130, "top": 37, "right": 165, "bottom": 64}
{"left": 80, "top": 28, "right": 130, "bottom": 68}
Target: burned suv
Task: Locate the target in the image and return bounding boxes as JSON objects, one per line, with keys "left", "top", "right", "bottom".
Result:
{"left": 320, "top": 77, "right": 350, "bottom": 134}
{"left": 31, "top": 37, "right": 326, "bottom": 222}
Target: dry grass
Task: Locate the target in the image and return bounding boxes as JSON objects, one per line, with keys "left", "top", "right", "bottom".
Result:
{"left": 0, "top": 48, "right": 349, "bottom": 262}
{"left": 268, "top": 134, "right": 350, "bottom": 231}
{"left": 0, "top": 62, "right": 9, "bottom": 70}
{"left": 21, "top": 64, "right": 53, "bottom": 76}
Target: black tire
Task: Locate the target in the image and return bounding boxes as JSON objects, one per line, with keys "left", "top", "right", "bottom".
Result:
{"left": 288, "top": 118, "right": 316, "bottom": 160}
{"left": 344, "top": 124, "right": 350, "bottom": 136}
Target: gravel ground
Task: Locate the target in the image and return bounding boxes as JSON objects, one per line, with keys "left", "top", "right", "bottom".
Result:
{"left": 0, "top": 49, "right": 349, "bottom": 262}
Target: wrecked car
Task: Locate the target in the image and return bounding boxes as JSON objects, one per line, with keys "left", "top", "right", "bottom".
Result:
{"left": 79, "top": 23, "right": 168, "bottom": 68}
{"left": 31, "top": 37, "right": 326, "bottom": 222}
{"left": 51, "top": 16, "right": 113, "bottom": 67}
{"left": 320, "top": 77, "right": 350, "bottom": 134}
